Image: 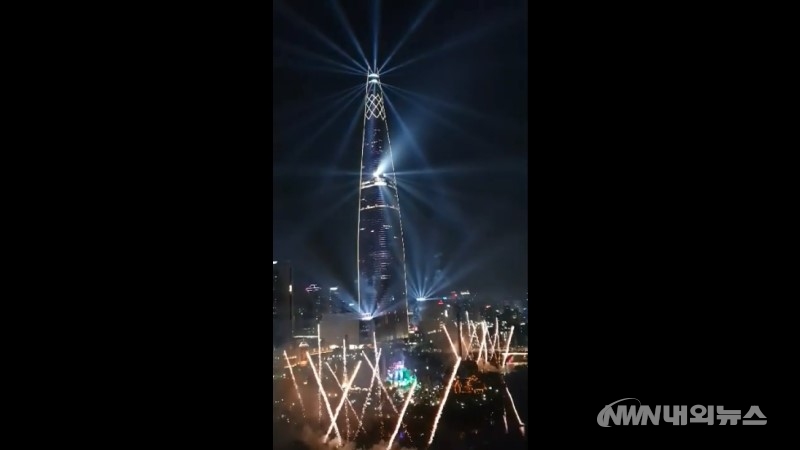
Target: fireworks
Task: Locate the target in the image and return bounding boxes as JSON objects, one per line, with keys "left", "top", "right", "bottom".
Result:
{"left": 274, "top": 320, "right": 525, "bottom": 447}
{"left": 318, "top": 323, "right": 322, "bottom": 424}
{"left": 478, "top": 321, "right": 488, "bottom": 367}
{"left": 342, "top": 339, "right": 349, "bottom": 441}
{"left": 441, "top": 323, "right": 458, "bottom": 356}
{"left": 456, "top": 321, "right": 470, "bottom": 359}
{"left": 492, "top": 317, "right": 500, "bottom": 356}
{"left": 505, "top": 386, "right": 524, "bottom": 436}
{"left": 325, "top": 362, "right": 362, "bottom": 429}
{"left": 487, "top": 323, "right": 495, "bottom": 358}
{"left": 357, "top": 348, "right": 380, "bottom": 433}
{"left": 468, "top": 320, "right": 480, "bottom": 357}
{"left": 307, "top": 351, "right": 342, "bottom": 443}
{"left": 360, "top": 348, "right": 414, "bottom": 442}
{"left": 502, "top": 325, "right": 514, "bottom": 368}
{"left": 324, "top": 361, "right": 362, "bottom": 443}
{"left": 283, "top": 350, "right": 305, "bottom": 417}
{"left": 387, "top": 379, "right": 417, "bottom": 450}
{"left": 361, "top": 351, "right": 399, "bottom": 414}
{"left": 428, "top": 356, "right": 462, "bottom": 446}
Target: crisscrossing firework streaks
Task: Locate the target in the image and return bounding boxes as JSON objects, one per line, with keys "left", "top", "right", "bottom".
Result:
{"left": 283, "top": 350, "right": 305, "bottom": 417}
{"left": 284, "top": 331, "right": 417, "bottom": 447}
{"left": 283, "top": 322, "right": 525, "bottom": 447}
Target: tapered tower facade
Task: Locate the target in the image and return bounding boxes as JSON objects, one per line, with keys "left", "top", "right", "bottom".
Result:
{"left": 357, "top": 73, "right": 409, "bottom": 342}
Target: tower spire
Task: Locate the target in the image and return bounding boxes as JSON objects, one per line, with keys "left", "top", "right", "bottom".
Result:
{"left": 356, "top": 71, "right": 409, "bottom": 342}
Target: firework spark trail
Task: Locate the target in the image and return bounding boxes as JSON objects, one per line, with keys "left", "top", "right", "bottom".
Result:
{"left": 357, "top": 348, "right": 380, "bottom": 433}
{"left": 474, "top": 322, "right": 482, "bottom": 365}
{"left": 307, "top": 351, "right": 341, "bottom": 443}
{"left": 464, "top": 312, "right": 472, "bottom": 353}
{"left": 342, "top": 340, "right": 349, "bottom": 441}
{"left": 441, "top": 323, "right": 458, "bottom": 356}
{"left": 493, "top": 317, "right": 500, "bottom": 360}
{"left": 459, "top": 322, "right": 470, "bottom": 360}
{"left": 372, "top": 332, "right": 382, "bottom": 419}
{"left": 283, "top": 350, "right": 306, "bottom": 417}
{"left": 503, "top": 406, "right": 509, "bottom": 433}
{"left": 342, "top": 339, "right": 347, "bottom": 379}
{"left": 428, "top": 357, "right": 462, "bottom": 446}
{"left": 386, "top": 379, "right": 417, "bottom": 450}
{"left": 318, "top": 324, "right": 322, "bottom": 424}
{"left": 324, "top": 361, "right": 362, "bottom": 443}
{"left": 468, "top": 320, "right": 480, "bottom": 356}
{"left": 361, "top": 349, "right": 412, "bottom": 440}
{"left": 478, "top": 321, "right": 488, "bottom": 367}
{"left": 474, "top": 321, "right": 482, "bottom": 364}
{"left": 468, "top": 322, "right": 477, "bottom": 358}
{"left": 487, "top": 322, "right": 495, "bottom": 358}
{"left": 362, "top": 352, "right": 398, "bottom": 413}
{"left": 503, "top": 325, "right": 515, "bottom": 368}
{"left": 325, "top": 362, "right": 362, "bottom": 428}
{"left": 505, "top": 385, "right": 525, "bottom": 436}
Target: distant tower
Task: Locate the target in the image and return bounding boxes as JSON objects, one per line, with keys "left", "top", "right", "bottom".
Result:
{"left": 356, "top": 72, "right": 409, "bottom": 341}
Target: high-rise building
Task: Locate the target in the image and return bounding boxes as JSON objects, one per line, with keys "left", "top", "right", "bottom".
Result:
{"left": 292, "top": 283, "right": 320, "bottom": 336}
{"left": 356, "top": 72, "right": 409, "bottom": 342}
{"left": 304, "top": 283, "right": 323, "bottom": 321}
{"left": 272, "top": 260, "right": 293, "bottom": 344}
{"left": 328, "top": 286, "right": 348, "bottom": 314}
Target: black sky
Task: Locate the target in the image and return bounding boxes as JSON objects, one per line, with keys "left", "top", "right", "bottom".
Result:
{"left": 273, "top": 0, "right": 528, "bottom": 301}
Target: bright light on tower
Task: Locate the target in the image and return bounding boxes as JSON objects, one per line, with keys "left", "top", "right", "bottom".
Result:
{"left": 358, "top": 64, "right": 408, "bottom": 343}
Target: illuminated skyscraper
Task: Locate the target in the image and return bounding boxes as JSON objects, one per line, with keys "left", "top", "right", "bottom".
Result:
{"left": 328, "top": 286, "right": 346, "bottom": 314}
{"left": 356, "top": 72, "right": 409, "bottom": 341}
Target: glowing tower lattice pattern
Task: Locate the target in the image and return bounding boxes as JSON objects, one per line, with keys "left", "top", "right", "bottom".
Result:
{"left": 356, "top": 72, "right": 409, "bottom": 341}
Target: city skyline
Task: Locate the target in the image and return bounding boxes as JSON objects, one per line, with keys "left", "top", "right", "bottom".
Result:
{"left": 273, "top": 1, "right": 528, "bottom": 448}
{"left": 273, "top": 0, "right": 528, "bottom": 303}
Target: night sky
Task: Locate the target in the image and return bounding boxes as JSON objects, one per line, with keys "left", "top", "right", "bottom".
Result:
{"left": 273, "top": 0, "right": 528, "bottom": 301}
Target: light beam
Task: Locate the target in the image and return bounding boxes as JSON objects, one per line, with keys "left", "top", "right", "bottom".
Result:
{"left": 378, "top": 0, "right": 438, "bottom": 72}
{"left": 331, "top": 0, "right": 371, "bottom": 71}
